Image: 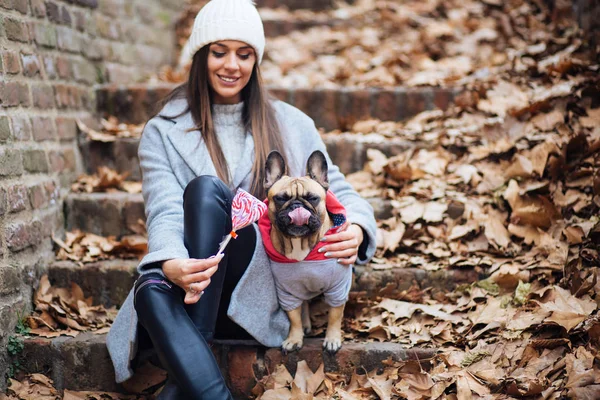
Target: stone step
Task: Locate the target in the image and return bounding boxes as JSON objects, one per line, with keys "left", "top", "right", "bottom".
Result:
{"left": 256, "top": 0, "right": 336, "bottom": 10}
{"left": 64, "top": 191, "right": 396, "bottom": 239}
{"left": 48, "top": 259, "right": 483, "bottom": 309}
{"left": 262, "top": 15, "right": 349, "bottom": 37}
{"left": 16, "top": 333, "right": 433, "bottom": 398}
{"left": 79, "top": 132, "right": 419, "bottom": 181}
{"left": 95, "top": 84, "right": 459, "bottom": 130}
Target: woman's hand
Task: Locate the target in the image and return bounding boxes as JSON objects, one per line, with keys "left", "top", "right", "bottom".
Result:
{"left": 162, "top": 254, "right": 224, "bottom": 304}
{"left": 319, "top": 222, "right": 364, "bottom": 265}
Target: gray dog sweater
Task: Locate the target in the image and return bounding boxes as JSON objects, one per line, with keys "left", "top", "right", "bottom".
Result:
{"left": 259, "top": 191, "right": 353, "bottom": 311}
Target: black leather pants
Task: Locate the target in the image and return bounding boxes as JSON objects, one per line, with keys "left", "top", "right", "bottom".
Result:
{"left": 134, "top": 176, "right": 256, "bottom": 399}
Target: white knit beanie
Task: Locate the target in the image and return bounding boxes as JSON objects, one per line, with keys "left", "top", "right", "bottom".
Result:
{"left": 179, "top": 0, "right": 265, "bottom": 67}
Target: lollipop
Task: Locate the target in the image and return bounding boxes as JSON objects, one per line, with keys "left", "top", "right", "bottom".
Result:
{"left": 185, "top": 188, "right": 266, "bottom": 304}
{"left": 217, "top": 188, "right": 267, "bottom": 255}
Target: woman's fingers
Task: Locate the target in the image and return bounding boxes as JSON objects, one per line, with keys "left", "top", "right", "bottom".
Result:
{"left": 321, "top": 230, "right": 354, "bottom": 243}
{"left": 320, "top": 238, "right": 358, "bottom": 253}
{"left": 337, "top": 254, "right": 357, "bottom": 265}
{"left": 188, "top": 278, "right": 211, "bottom": 294}
{"left": 181, "top": 265, "right": 218, "bottom": 285}
{"left": 184, "top": 254, "right": 224, "bottom": 274}
{"left": 323, "top": 247, "right": 357, "bottom": 259}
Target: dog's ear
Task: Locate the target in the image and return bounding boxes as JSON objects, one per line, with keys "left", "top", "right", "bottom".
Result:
{"left": 265, "top": 151, "right": 287, "bottom": 191}
{"left": 306, "top": 150, "right": 329, "bottom": 190}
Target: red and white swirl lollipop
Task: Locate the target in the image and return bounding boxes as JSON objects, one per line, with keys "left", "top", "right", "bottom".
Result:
{"left": 217, "top": 188, "right": 267, "bottom": 255}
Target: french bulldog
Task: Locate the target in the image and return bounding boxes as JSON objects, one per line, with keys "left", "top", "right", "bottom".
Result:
{"left": 260, "top": 150, "right": 352, "bottom": 354}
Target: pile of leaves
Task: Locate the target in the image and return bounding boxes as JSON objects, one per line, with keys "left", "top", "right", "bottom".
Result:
{"left": 5, "top": 373, "right": 148, "bottom": 399}
{"left": 71, "top": 166, "right": 141, "bottom": 194}
{"left": 53, "top": 230, "right": 147, "bottom": 264}
{"left": 273, "top": 29, "right": 600, "bottom": 399}
{"left": 24, "top": 275, "right": 116, "bottom": 338}
{"left": 254, "top": 338, "right": 600, "bottom": 399}
{"left": 77, "top": 118, "right": 143, "bottom": 143}
{"left": 158, "top": 0, "right": 596, "bottom": 88}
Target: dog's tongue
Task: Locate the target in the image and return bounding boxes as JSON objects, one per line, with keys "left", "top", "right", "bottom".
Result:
{"left": 289, "top": 208, "right": 311, "bottom": 225}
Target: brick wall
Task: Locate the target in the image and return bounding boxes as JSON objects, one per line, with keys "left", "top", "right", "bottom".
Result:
{"left": 0, "top": 0, "right": 180, "bottom": 386}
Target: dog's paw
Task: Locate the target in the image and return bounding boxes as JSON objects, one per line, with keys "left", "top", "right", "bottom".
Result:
{"left": 282, "top": 337, "right": 303, "bottom": 354}
{"left": 323, "top": 336, "right": 342, "bottom": 354}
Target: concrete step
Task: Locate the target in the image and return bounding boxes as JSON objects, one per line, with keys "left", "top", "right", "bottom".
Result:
{"left": 17, "top": 333, "right": 433, "bottom": 398}
{"left": 79, "top": 131, "right": 419, "bottom": 181}
{"left": 64, "top": 191, "right": 396, "bottom": 239}
{"left": 256, "top": 0, "right": 337, "bottom": 10}
{"left": 262, "top": 14, "right": 349, "bottom": 37}
{"left": 48, "top": 259, "right": 483, "bottom": 309}
{"left": 95, "top": 84, "right": 459, "bottom": 130}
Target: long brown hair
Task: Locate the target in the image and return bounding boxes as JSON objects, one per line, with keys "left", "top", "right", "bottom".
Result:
{"left": 155, "top": 45, "right": 287, "bottom": 199}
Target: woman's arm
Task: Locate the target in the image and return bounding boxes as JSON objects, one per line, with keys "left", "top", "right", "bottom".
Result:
{"left": 297, "top": 113, "right": 377, "bottom": 265}
{"left": 137, "top": 117, "right": 190, "bottom": 272}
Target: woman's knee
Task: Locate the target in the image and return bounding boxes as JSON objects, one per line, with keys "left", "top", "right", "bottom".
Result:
{"left": 183, "top": 175, "right": 231, "bottom": 203}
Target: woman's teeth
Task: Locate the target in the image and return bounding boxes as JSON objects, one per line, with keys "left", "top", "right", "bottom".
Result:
{"left": 219, "top": 76, "right": 238, "bottom": 82}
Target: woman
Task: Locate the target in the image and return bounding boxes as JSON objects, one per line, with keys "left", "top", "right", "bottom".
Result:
{"left": 106, "top": 0, "right": 377, "bottom": 398}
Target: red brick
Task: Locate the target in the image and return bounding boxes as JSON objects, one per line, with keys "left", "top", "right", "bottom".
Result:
{"left": 5, "top": 220, "right": 42, "bottom": 252}
{"left": 2, "top": 50, "right": 21, "bottom": 74}
{"left": 0, "top": 81, "right": 30, "bottom": 107}
{"left": 0, "top": 116, "right": 9, "bottom": 142}
{"left": 73, "top": 0, "right": 98, "bottom": 8}
{"left": 62, "top": 147, "right": 76, "bottom": 172}
{"left": 32, "top": 84, "right": 56, "bottom": 109}
{"left": 54, "top": 84, "right": 79, "bottom": 109}
{"left": 0, "top": 266, "right": 21, "bottom": 296}
{"left": 0, "top": 148, "right": 23, "bottom": 176}
{"left": 42, "top": 55, "right": 57, "bottom": 79}
{"left": 56, "top": 117, "right": 77, "bottom": 140}
{"left": 57, "top": 26, "right": 82, "bottom": 53}
{"left": 23, "top": 149, "right": 49, "bottom": 173}
{"left": 28, "top": 183, "right": 48, "bottom": 209}
{"left": 0, "top": 82, "right": 19, "bottom": 107}
{"left": 21, "top": 52, "right": 41, "bottom": 77}
{"left": 30, "top": 0, "right": 46, "bottom": 17}
{"left": 12, "top": 0, "right": 28, "bottom": 14}
{"left": 5, "top": 17, "right": 29, "bottom": 42}
{"left": 56, "top": 56, "right": 71, "bottom": 79}
{"left": 48, "top": 150, "right": 65, "bottom": 172}
{"left": 33, "top": 22, "right": 57, "bottom": 48}
{"left": 0, "top": 188, "right": 6, "bottom": 216}
{"left": 44, "top": 180, "right": 59, "bottom": 203}
{"left": 45, "top": 1, "right": 60, "bottom": 23}
{"left": 227, "top": 347, "right": 258, "bottom": 398}
{"left": 11, "top": 116, "right": 32, "bottom": 141}
{"left": 73, "top": 10, "right": 86, "bottom": 32}
{"left": 7, "top": 184, "right": 28, "bottom": 213}
{"left": 32, "top": 116, "right": 56, "bottom": 141}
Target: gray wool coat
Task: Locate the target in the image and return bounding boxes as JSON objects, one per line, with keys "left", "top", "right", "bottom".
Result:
{"left": 106, "top": 97, "right": 377, "bottom": 383}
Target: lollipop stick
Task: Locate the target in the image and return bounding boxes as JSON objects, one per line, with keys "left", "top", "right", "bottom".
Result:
{"left": 217, "top": 233, "right": 233, "bottom": 256}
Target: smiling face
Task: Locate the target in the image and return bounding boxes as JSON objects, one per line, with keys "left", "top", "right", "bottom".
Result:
{"left": 207, "top": 40, "right": 256, "bottom": 104}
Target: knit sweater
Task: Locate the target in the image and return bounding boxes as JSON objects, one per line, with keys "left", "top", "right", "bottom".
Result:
{"left": 213, "top": 102, "right": 247, "bottom": 180}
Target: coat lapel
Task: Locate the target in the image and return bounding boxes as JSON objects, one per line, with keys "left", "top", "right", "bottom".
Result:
{"left": 164, "top": 103, "right": 255, "bottom": 190}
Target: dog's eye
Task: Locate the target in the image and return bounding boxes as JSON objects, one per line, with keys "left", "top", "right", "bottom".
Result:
{"left": 273, "top": 194, "right": 290, "bottom": 202}
{"left": 305, "top": 195, "right": 320, "bottom": 203}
